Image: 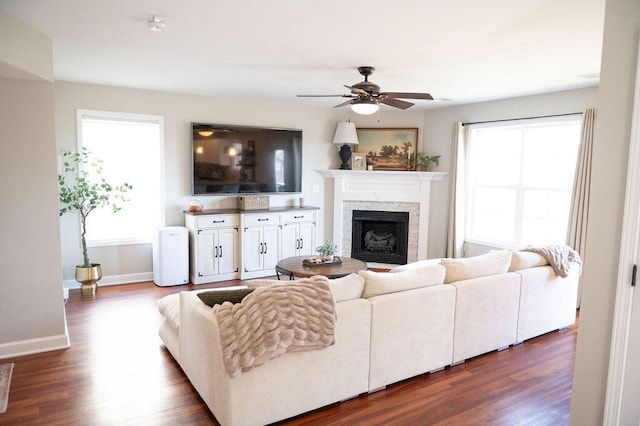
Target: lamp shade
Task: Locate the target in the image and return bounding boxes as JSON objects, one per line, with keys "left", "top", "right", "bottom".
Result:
{"left": 332, "top": 121, "right": 359, "bottom": 145}
{"left": 350, "top": 99, "right": 379, "bottom": 115}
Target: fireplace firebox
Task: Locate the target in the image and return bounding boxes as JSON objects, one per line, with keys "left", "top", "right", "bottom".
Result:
{"left": 351, "top": 210, "right": 409, "bottom": 265}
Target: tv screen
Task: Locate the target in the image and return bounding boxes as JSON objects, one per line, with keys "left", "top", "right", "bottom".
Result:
{"left": 191, "top": 123, "right": 302, "bottom": 195}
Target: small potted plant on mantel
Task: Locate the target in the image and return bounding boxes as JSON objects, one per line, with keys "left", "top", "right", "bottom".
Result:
{"left": 415, "top": 153, "right": 441, "bottom": 171}
{"left": 58, "top": 147, "right": 132, "bottom": 294}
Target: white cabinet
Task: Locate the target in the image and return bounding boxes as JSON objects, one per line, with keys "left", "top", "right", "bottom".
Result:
{"left": 185, "top": 213, "right": 240, "bottom": 284}
{"left": 241, "top": 213, "right": 281, "bottom": 279}
{"left": 186, "top": 207, "right": 319, "bottom": 282}
{"left": 280, "top": 210, "right": 317, "bottom": 258}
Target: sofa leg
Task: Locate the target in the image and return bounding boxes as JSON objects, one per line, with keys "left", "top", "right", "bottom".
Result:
{"left": 368, "top": 386, "right": 386, "bottom": 394}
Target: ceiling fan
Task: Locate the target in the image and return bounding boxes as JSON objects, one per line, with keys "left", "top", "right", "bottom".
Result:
{"left": 297, "top": 66, "right": 433, "bottom": 115}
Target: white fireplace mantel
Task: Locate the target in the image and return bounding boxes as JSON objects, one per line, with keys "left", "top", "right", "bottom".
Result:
{"left": 317, "top": 169, "right": 447, "bottom": 263}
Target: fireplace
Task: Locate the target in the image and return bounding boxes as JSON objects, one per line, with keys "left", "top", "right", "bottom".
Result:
{"left": 318, "top": 169, "right": 447, "bottom": 264}
{"left": 351, "top": 210, "right": 409, "bottom": 265}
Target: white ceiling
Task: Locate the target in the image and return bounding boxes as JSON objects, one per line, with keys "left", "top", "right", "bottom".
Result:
{"left": 0, "top": 0, "right": 605, "bottom": 110}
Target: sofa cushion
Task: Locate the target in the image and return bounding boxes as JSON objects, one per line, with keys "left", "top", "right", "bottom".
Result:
{"left": 441, "top": 251, "right": 512, "bottom": 284}
{"left": 329, "top": 273, "right": 365, "bottom": 301}
{"left": 246, "top": 275, "right": 363, "bottom": 302}
{"left": 360, "top": 264, "right": 445, "bottom": 298}
{"left": 389, "top": 258, "right": 442, "bottom": 273}
{"left": 158, "top": 293, "right": 181, "bottom": 331}
{"left": 508, "top": 250, "right": 548, "bottom": 272}
{"left": 196, "top": 286, "right": 254, "bottom": 307}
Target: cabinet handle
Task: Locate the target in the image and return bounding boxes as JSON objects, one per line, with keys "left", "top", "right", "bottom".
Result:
{"left": 219, "top": 245, "right": 223, "bottom": 258}
{"left": 264, "top": 242, "right": 268, "bottom": 254}
{"left": 300, "top": 238, "right": 303, "bottom": 250}
{"left": 214, "top": 245, "right": 219, "bottom": 258}
{"left": 212, "top": 220, "right": 225, "bottom": 224}
{"left": 258, "top": 218, "right": 269, "bottom": 222}
{"left": 259, "top": 242, "right": 264, "bottom": 254}
{"left": 295, "top": 238, "right": 299, "bottom": 250}
{"left": 294, "top": 215, "right": 304, "bottom": 219}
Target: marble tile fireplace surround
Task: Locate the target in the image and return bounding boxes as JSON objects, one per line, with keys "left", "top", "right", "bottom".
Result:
{"left": 318, "top": 170, "right": 447, "bottom": 267}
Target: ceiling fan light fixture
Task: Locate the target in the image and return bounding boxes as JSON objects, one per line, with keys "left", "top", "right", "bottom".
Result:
{"left": 351, "top": 99, "right": 379, "bottom": 115}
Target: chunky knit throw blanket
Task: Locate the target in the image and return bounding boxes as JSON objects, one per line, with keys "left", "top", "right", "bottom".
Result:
{"left": 213, "top": 278, "right": 336, "bottom": 378}
{"left": 522, "top": 244, "right": 582, "bottom": 278}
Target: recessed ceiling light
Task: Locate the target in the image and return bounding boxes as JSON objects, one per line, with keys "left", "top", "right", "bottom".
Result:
{"left": 148, "top": 16, "right": 167, "bottom": 32}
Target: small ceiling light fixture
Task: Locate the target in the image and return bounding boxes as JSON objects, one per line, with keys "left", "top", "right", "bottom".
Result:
{"left": 148, "top": 16, "right": 167, "bottom": 32}
{"left": 198, "top": 130, "right": 214, "bottom": 137}
{"left": 350, "top": 98, "right": 379, "bottom": 115}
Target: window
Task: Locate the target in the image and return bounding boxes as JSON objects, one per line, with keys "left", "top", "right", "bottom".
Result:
{"left": 465, "top": 116, "right": 581, "bottom": 248}
{"left": 78, "top": 110, "right": 163, "bottom": 246}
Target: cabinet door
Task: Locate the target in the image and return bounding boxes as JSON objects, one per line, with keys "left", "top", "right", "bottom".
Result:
{"left": 280, "top": 223, "right": 299, "bottom": 259}
{"left": 262, "top": 225, "right": 281, "bottom": 271}
{"left": 196, "top": 229, "right": 218, "bottom": 277}
{"left": 298, "top": 222, "right": 316, "bottom": 257}
{"left": 243, "top": 226, "right": 264, "bottom": 272}
{"left": 218, "top": 227, "right": 238, "bottom": 274}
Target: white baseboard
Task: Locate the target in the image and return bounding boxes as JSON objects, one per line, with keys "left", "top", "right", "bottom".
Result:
{"left": 63, "top": 271, "right": 153, "bottom": 289}
{"left": 0, "top": 333, "right": 70, "bottom": 360}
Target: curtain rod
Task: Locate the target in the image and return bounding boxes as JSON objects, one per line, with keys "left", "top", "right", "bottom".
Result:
{"left": 461, "top": 112, "right": 583, "bottom": 126}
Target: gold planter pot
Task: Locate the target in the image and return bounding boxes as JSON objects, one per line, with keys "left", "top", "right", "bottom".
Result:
{"left": 75, "top": 264, "right": 102, "bottom": 295}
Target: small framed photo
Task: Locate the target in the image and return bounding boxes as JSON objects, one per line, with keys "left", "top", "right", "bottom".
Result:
{"left": 351, "top": 152, "right": 366, "bottom": 170}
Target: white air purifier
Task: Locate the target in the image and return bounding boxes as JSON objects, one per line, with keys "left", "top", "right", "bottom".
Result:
{"left": 153, "top": 226, "right": 189, "bottom": 286}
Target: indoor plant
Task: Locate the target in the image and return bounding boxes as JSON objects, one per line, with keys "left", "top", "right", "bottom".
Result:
{"left": 58, "top": 147, "right": 132, "bottom": 293}
{"left": 316, "top": 240, "right": 338, "bottom": 261}
{"left": 415, "top": 153, "right": 441, "bottom": 171}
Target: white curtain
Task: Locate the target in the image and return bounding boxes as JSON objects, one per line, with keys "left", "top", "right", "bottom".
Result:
{"left": 568, "top": 108, "right": 596, "bottom": 307}
{"left": 445, "top": 122, "right": 466, "bottom": 258}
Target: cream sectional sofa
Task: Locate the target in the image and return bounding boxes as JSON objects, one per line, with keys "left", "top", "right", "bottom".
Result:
{"left": 158, "top": 249, "right": 580, "bottom": 426}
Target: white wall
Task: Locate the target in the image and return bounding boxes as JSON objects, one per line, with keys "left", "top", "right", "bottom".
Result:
{"left": 54, "top": 83, "right": 600, "bottom": 282}
{"left": 570, "top": 0, "right": 640, "bottom": 423}
{"left": 54, "top": 82, "right": 362, "bottom": 282}
{"left": 0, "top": 10, "right": 68, "bottom": 358}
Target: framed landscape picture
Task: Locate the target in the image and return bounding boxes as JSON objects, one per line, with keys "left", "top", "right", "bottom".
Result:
{"left": 355, "top": 128, "right": 417, "bottom": 171}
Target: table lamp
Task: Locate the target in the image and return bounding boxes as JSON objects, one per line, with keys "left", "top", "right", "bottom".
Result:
{"left": 332, "top": 121, "right": 359, "bottom": 170}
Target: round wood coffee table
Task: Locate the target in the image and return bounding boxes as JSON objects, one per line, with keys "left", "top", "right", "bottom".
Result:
{"left": 275, "top": 255, "right": 367, "bottom": 280}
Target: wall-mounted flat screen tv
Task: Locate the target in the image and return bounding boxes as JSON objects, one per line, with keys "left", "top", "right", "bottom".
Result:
{"left": 191, "top": 123, "right": 302, "bottom": 195}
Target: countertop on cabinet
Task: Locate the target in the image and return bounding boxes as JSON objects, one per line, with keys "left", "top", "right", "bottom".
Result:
{"left": 184, "top": 206, "right": 320, "bottom": 216}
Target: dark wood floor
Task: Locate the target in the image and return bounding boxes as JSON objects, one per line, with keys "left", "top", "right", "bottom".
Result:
{"left": 0, "top": 279, "right": 578, "bottom": 425}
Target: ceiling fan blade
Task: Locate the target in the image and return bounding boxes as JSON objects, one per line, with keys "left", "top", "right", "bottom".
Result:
{"left": 381, "top": 92, "right": 433, "bottom": 100}
{"left": 379, "top": 97, "right": 414, "bottom": 110}
{"left": 344, "top": 85, "right": 369, "bottom": 96}
{"left": 333, "top": 99, "right": 356, "bottom": 108}
{"left": 297, "top": 94, "right": 352, "bottom": 98}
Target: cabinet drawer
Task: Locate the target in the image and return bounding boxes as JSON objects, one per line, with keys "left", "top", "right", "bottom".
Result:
{"left": 281, "top": 210, "right": 316, "bottom": 223}
{"left": 196, "top": 214, "right": 239, "bottom": 229}
{"left": 243, "top": 213, "right": 280, "bottom": 226}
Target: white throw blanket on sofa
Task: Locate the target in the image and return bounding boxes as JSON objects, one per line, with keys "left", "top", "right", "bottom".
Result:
{"left": 214, "top": 279, "right": 337, "bottom": 378}
{"left": 522, "top": 244, "right": 582, "bottom": 278}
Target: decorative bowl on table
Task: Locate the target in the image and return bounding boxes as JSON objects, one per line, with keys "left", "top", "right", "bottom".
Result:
{"left": 302, "top": 256, "right": 343, "bottom": 267}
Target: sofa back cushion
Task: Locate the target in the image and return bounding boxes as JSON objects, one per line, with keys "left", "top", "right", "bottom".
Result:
{"left": 441, "top": 251, "right": 512, "bottom": 284}
{"left": 508, "top": 250, "right": 548, "bottom": 272}
{"left": 389, "top": 258, "right": 442, "bottom": 273}
{"left": 328, "top": 273, "right": 365, "bottom": 301}
{"left": 360, "top": 264, "right": 445, "bottom": 298}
